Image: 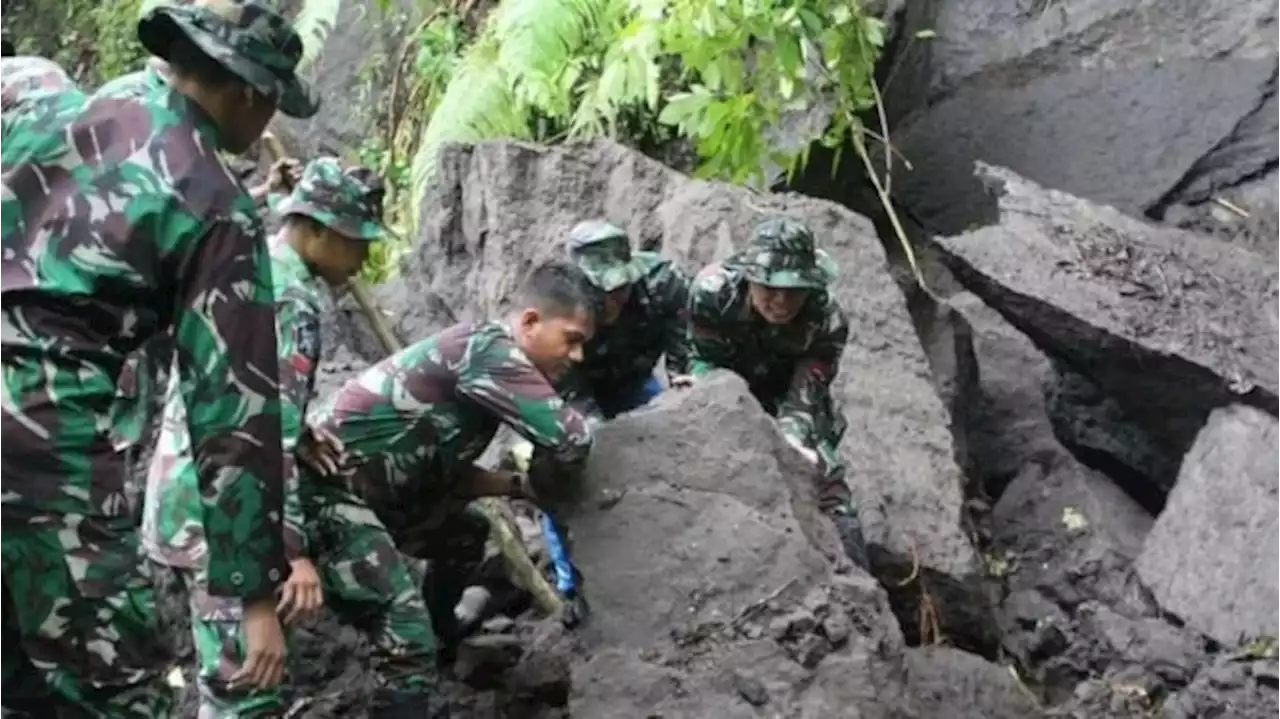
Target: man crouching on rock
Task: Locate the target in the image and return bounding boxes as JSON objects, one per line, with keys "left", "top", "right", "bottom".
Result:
{"left": 557, "top": 219, "right": 692, "bottom": 423}
{"left": 682, "top": 217, "right": 870, "bottom": 571}
{"left": 142, "top": 158, "right": 409, "bottom": 718}
{"left": 296, "top": 261, "right": 597, "bottom": 708}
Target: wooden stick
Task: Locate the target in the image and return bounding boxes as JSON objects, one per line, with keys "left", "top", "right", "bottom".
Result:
{"left": 261, "top": 137, "right": 567, "bottom": 618}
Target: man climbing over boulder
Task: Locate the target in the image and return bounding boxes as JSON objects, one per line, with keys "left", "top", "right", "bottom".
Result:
{"left": 558, "top": 219, "right": 692, "bottom": 423}
{"left": 0, "top": 0, "right": 318, "bottom": 714}
{"left": 682, "top": 217, "right": 870, "bottom": 571}
{"left": 142, "top": 158, "right": 425, "bottom": 718}
{"left": 296, "top": 260, "right": 597, "bottom": 712}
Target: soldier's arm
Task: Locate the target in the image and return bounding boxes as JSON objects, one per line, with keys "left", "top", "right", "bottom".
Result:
{"left": 173, "top": 219, "right": 287, "bottom": 600}
{"left": 776, "top": 298, "right": 849, "bottom": 442}
{"left": 552, "top": 369, "right": 606, "bottom": 430}
{"left": 686, "top": 270, "right": 736, "bottom": 378}
{"left": 653, "top": 262, "right": 693, "bottom": 378}
{"left": 455, "top": 340, "right": 594, "bottom": 467}
{"left": 276, "top": 300, "right": 324, "bottom": 561}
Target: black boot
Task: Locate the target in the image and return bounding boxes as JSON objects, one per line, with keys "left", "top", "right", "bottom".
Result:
{"left": 828, "top": 507, "right": 870, "bottom": 572}
{"left": 371, "top": 689, "right": 450, "bottom": 719}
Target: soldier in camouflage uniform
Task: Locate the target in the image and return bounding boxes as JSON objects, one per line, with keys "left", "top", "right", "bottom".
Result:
{"left": 0, "top": 1, "right": 319, "bottom": 715}
{"left": 685, "top": 217, "right": 869, "bottom": 570}
{"left": 559, "top": 220, "right": 692, "bottom": 424}
{"left": 298, "top": 262, "right": 598, "bottom": 707}
{"left": 144, "top": 158, "right": 403, "bottom": 718}
{"left": 109, "top": 155, "right": 302, "bottom": 462}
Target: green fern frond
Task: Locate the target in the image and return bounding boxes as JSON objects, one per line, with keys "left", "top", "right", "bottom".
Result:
{"left": 493, "top": 0, "right": 613, "bottom": 115}
{"left": 404, "top": 0, "right": 613, "bottom": 232}
{"left": 405, "top": 32, "right": 530, "bottom": 233}
{"left": 291, "top": 0, "right": 342, "bottom": 72}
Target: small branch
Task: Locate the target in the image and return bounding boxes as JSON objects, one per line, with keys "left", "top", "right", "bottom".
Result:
{"left": 860, "top": 128, "right": 914, "bottom": 170}
{"left": 733, "top": 577, "right": 799, "bottom": 624}
{"left": 1213, "top": 196, "right": 1251, "bottom": 219}
{"left": 893, "top": 542, "right": 921, "bottom": 588}
{"left": 870, "top": 76, "right": 893, "bottom": 195}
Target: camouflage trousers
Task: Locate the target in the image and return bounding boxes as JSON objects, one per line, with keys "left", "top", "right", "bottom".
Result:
{"left": 185, "top": 484, "right": 438, "bottom": 718}
{"left": 1, "top": 516, "right": 174, "bottom": 718}
{"left": 379, "top": 499, "right": 494, "bottom": 653}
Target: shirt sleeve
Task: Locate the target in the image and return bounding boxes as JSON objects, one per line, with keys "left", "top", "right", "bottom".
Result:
{"left": 455, "top": 335, "right": 594, "bottom": 467}
{"left": 776, "top": 297, "right": 849, "bottom": 443}
{"left": 686, "top": 269, "right": 737, "bottom": 378}
{"left": 554, "top": 369, "right": 606, "bottom": 432}
{"left": 651, "top": 262, "right": 693, "bottom": 378}
{"left": 172, "top": 218, "right": 287, "bottom": 600}
{"left": 275, "top": 298, "right": 323, "bottom": 560}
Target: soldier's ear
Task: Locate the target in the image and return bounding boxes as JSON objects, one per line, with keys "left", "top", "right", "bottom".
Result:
{"left": 517, "top": 307, "right": 543, "bottom": 336}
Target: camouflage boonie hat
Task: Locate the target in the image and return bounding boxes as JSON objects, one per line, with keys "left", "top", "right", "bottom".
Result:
{"left": 734, "top": 216, "right": 837, "bottom": 290}
{"left": 566, "top": 220, "right": 645, "bottom": 292}
{"left": 276, "top": 157, "right": 386, "bottom": 241}
{"left": 137, "top": 0, "right": 319, "bottom": 118}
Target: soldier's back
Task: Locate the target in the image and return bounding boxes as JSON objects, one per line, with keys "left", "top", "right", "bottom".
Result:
{"left": 1, "top": 68, "right": 261, "bottom": 515}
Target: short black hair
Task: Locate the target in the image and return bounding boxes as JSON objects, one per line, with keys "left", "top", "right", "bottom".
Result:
{"left": 1, "top": 39, "right": 15, "bottom": 58}
{"left": 166, "top": 34, "right": 244, "bottom": 89}
{"left": 516, "top": 260, "right": 600, "bottom": 325}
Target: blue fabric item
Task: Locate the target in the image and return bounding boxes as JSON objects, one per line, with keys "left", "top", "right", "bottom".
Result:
{"left": 601, "top": 375, "right": 664, "bottom": 419}
{"left": 541, "top": 512, "right": 577, "bottom": 595}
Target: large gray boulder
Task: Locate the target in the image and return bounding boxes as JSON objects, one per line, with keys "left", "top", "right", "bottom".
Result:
{"left": 567, "top": 372, "right": 915, "bottom": 716}
{"left": 936, "top": 164, "right": 1279, "bottom": 492}
{"left": 370, "top": 138, "right": 990, "bottom": 645}
{"left": 881, "top": 0, "right": 1278, "bottom": 241}
{"left": 564, "top": 373, "right": 1035, "bottom": 718}
{"left": 1135, "top": 404, "right": 1280, "bottom": 647}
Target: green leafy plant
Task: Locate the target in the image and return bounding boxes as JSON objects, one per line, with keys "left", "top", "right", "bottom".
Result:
{"left": 386, "top": 0, "right": 933, "bottom": 290}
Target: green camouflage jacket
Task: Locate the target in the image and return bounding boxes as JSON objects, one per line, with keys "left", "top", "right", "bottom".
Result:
{"left": 144, "top": 239, "right": 326, "bottom": 567}
{"left": 306, "top": 320, "right": 593, "bottom": 533}
{"left": 686, "top": 261, "right": 850, "bottom": 444}
{"left": 557, "top": 252, "right": 691, "bottom": 419}
{"left": 0, "top": 65, "right": 287, "bottom": 599}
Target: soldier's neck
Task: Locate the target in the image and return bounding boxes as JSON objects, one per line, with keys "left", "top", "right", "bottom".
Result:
{"left": 169, "top": 78, "right": 234, "bottom": 145}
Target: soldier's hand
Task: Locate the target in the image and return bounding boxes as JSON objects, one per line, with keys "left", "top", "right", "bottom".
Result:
{"left": 266, "top": 157, "right": 302, "bottom": 193}
{"left": 278, "top": 557, "right": 324, "bottom": 625}
{"left": 669, "top": 374, "right": 695, "bottom": 389}
{"left": 298, "top": 426, "right": 348, "bottom": 477}
{"left": 231, "top": 596, "right": 287, "bottom": 691}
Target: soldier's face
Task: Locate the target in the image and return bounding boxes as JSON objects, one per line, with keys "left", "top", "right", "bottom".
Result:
{"left": 313, "top": 230, "right": 370, "bottom": 287}
{"left": 222, "top": 85, "right": 278, "bottom": 154}
{"left": 517, "top": 306, "right": 594, "bottom": 380}
{"left": 748, "top": 282, "right": 808, "bottom": 325}
{"left": 601, "top": 285, "right": 632, "bottom": 326}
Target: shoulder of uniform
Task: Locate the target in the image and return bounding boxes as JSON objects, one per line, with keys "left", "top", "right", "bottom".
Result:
{"left": 110, "top": 81, "right": 257, "bottom": 227}
{"left": 813, "top": 291, "right": 849, "bottom": 333}
{"left": 637, "top": 251, "right": 688, "bottom": 285}
{"left": 690, "top": 261, "right": 739, "bottom": 296}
